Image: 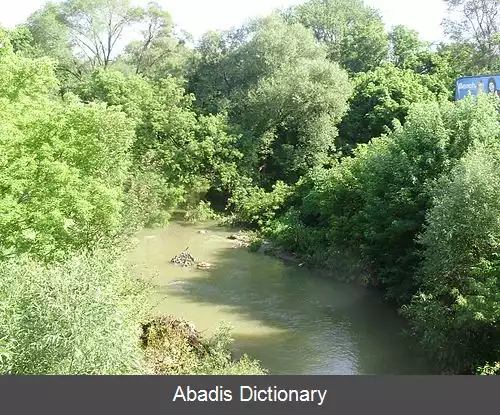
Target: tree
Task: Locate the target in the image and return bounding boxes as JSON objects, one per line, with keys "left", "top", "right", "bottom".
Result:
{"left": 187, "top": 29, "right": 248, "bottom": 114}
{"left": 284, "top": 0, "right": 389, "bottom": 74}
{"left": 128, "top": 2, "right": 172, "bottom": 73}
{"left": 77, "top": 65, "right": 244, "bottom": 218}
{"left": 189, "top": 15, "right": 328, "bottom": 116}
{"left": 0, "top": 29, "right": 58, "bottom": 100}
{"left": 387, "top": 26, "right": 457, "bottom": 98}
{"left": 58, "top": 0, "right": 144, "bottom": 68}
{"left": 0, "top": 35, "right": 135, "bottom": 261}
{"left": 240, "top": 57, "right": 351, "bottom": 183}
{"left": 6, "top": 25, "right": 38, "bottom": 56}
{"left": 188, "top": 16, "right": 352, "bottom": 186}
{"left": 405, "top": 137, "right": 500, "bottom": 373}
{"left": 350, "top": 103, "right": 451, "bottom": 302}
{"left": 442, "top": 0, "right": 500, "bottom": 72}
{"left": 121, "top": 2, "right": 192, "bottom": 80}
{"left": 389, "top": 25, "right": 428, "bottom": 69}
{"left": 10, "top": 3, "right": 85, "bottom": 93}
{"left": 338, "top": 63, "right": 439, "bottom": 149}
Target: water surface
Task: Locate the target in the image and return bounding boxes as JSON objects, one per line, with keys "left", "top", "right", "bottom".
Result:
{"left": 128, "top": 221, "right": 431, "bottom": 375}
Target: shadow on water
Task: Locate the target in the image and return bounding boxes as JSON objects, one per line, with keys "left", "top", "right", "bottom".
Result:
{"left": 129, "top": 222, "right": 434, "bottom": 375}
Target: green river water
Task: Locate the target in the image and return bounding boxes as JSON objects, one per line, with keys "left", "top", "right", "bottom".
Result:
{"left": 128, "top": 221, "right": 432, "bottom": 375}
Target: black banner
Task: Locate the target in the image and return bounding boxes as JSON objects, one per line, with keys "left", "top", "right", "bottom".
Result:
{"left": 0, "top": 376, "right": 497, "bottom": 414}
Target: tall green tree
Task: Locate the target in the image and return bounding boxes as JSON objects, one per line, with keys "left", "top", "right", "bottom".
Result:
{"left": 58, "top": 0, "right": 144, "bottom": 68}
{"left": 124, "top": 2, "right": 191, "bottom": 80}
{"left": 22, "top": 2, "right": 73, "bottom": 62}
{"left": 0, "top": 33, "right": 135, "bottom": 261}
{"left": 338, "top": 63, "right": 439, "bottom": 148}
{"left": 189, "top": 16, "right": 352, "bottom": 185}
{"left": 389, "top": 25, "right": 428, "bottom": 69}
{"left": 10, "top": 3, "right": 85, "bottom": 93}
{"left": 187, "top": 27, "right": 252, "bottom": 115}
{"left": 442, "top": 0, "right": 500, "bottom": 72}
{"left": 77, "top": 66, "right": 243, "bottom": 220}
{"left": 284, "top": 0, "right": 389, "bottom": 74}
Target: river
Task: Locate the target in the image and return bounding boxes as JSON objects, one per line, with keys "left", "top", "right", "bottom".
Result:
{"left": 127, "top": 221, "right": 432, "bottom": 375}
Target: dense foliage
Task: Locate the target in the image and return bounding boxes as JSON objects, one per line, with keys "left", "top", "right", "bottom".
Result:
{"left": 0, "top": 250, "right": 148, "bottom": 374}
{"left": 1, "top": 0, "right": 499, "bottom": 375}
{"left": 283, "top": 0, "right": 389, "bottom": 74}
{"left": 188, "top": 15, "right": 352, "bottom": 186}
{"left": 404, "top": 140, "right": 500, "bottom": 373}
{"left": 0, "top": 26, "right": 261, "bottom": 374}
{"left": 1, "top": 33, "right": 134, "bottom": 262}
{"left": 142, "top": 318, "right": 266, "bottom": 375}
{"left": 338, "top": 63, "right": 440, "bottom": 148}
{"left": 266, "top": 96, "right": 500, "bottom": 373}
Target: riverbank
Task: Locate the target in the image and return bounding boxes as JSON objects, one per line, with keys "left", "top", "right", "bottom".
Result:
{"left": 229, "top": 231, "right": 370, "bottom": 287}
{"left": 140, "top": 315, "right": 266, "bottom": 375}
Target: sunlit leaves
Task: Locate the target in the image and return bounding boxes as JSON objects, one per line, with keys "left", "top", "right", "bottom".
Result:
{"left": 0, "top": 35, "right": 57, "bottom": 101}
{"left": 284, "top": 0, "right": 389, "bottom": 74}
{"left": 0, "top": 43, "right": 134, "bottom": 261}
{"left": 406, "top": 140, "right": 500, "bottom": 372}
{"left": 0, "top": 251, "right": 148, "bottom": 374}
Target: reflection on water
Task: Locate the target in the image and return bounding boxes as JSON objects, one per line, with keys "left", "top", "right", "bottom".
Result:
{"left": 127, "top": 221, "right": 432, "bottom": 375}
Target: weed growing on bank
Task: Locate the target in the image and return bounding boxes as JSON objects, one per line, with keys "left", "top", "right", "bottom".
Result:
{"left": 141, "top": 317, "right": 267, "bottom": 375}
{"left": 0, "top": 250, "right": 149, "bottom": 374}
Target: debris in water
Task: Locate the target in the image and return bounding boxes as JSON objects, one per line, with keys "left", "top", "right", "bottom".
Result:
{"left": 170, "top": 247, "right": 196, "bottom": 267}
{"left": 228, "top": 233, "right": 250, "bottom": 241}
{"left": 196, "top": 262, "right": 214, "bottom": 270}
{"left": 167, "top": 280, "right": 189, "bottom": 286}
{"left": 228, "top": 233, "right": 251, "bottom": 248}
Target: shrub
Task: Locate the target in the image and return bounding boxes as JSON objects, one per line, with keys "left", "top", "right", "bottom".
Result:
{"left": 404, "top": 141, "right": 500, "bottom": 373}
{"left": 184, "top": 201, "right": 219, "bottom": 223}
{"left": 0, "top": 250, "right": 149, "bottom": 374}
{"left": 229, "top": 180, "right": 294, "bottom": 228}
{"left": 141, "top": 317, "right": 266, "bottom": 375}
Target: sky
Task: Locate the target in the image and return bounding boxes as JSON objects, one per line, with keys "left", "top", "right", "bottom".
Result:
{"left": 0, "top": 0, "right": 448, "bottom": 43}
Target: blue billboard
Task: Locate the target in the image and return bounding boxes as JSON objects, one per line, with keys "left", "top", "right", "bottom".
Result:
{"left": 455, "top": 74, "right": 500, "bottom": 100}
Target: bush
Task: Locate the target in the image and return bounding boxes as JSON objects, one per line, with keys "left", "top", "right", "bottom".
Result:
{"left": 404, "top": 141, "right": 500, "bottom": 373}
{"left": 141, "top": 317, "right": 266, "bottom": 375}
{"left": 229, "top": 180, "right": 294, "bottom": 228}
{"left": 264, "top": 208, "right": 328, "bottom": 263}
{"left": 0, "top": 250, "right": 149, "bottom": 374}
{"left": 184, "top": 200, "right": 219, "bottom": 223}
{"left": 122, "top": 167, "right": 184, "bottom": 231}
{"left": 269, "top": 102, "right": 450, "bottom": 300}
